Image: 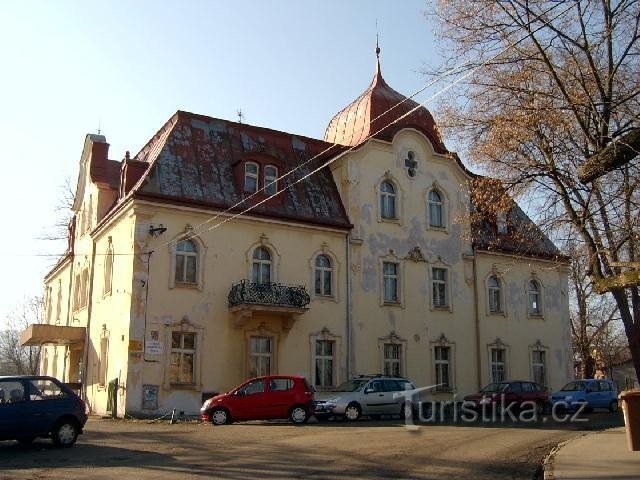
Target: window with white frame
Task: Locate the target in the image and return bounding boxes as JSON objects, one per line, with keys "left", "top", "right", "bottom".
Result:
{"left": 380, "top": 180, "right": 397, "bottom": 219}
{"left": 170, "top": 332, "right": 195, "bottom": 384}
{"left": 490, "top": 348, "right": 507, "bottom": 383}
{"left": 251, "top": 247, "right": 272, "bottom": 284}
{"left": 428, "top": 189, "right": 444, "bottom": 227}
{"left": 488, "top": 275, "right": 502, "bottom": 313}
{"left": 528, "top": 280, "right": 542, "bottom": 315}
{"left": 244, "top": 162, "right": 259, "bottom": 193}
{"left": 104, "top": 244, "right": 114, "bottom": 296}
{"left": 264, "top": 165, "right": 278, "bottom": 196}
{"left": 432, "top": 267, "right": 447, "bottom": 307}
{"left": 314, "top": 339, "right": 335, "bottom": 388}
{"left": 531, "top": 350, "right": 546, "bottom": 387}
{"left": 382, "top": 261, "right": 399, "bottom": 303}
{"left": 314, "top": 254, "right": 333, "bottom": 297}
{"left": 383, "top": 343, "right": 402, "bottom": 376}
{"left": 175, "top": 239, "right": 198, "bottom": 284}
{"left": 434, "top": 346, "right": 452, "bottom": 391}
{"left": 249, "top": 336, "right": 272, "bottom": 377}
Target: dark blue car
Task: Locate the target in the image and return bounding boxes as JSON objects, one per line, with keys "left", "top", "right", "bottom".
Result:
{"left": 0, "top": 375, "right": 88, "bottom": 447}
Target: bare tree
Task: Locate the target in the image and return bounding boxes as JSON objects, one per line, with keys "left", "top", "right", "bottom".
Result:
{"left": 37, "top": 176, "right": 75, "bottom": 243}
{"left": 428, "top": 0, "right": 640, "bottom": 383}
{"left": 0, "top": 296, "right": 43, "bottom": 375}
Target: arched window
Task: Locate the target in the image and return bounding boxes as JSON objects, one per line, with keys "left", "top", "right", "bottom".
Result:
{"left": 428, "top": 190, "right": 444, "bottom": 227}
{"left": 104, "top": 244, "right": 114, "bottom": 296}
{"left": 380, "top": 181, "right": 397, "bottom": 219}
{"left": 252, "top": 247, "right": 272, "bottom": 284}
{"left": 175, "top": 240, "right": 198, "bottom": 284}
{"left": 81, "top": 269, "right": 89, "bottom": 308}
{"left": 244, "top": 162, "right": 259, "bottom": 193}
{"left": 528, "top": 280, "right": 541, "bottom": 315}
{"left": 488, "top": 275, "right": 502, "bottom": 313}
{"left": 264, "top": 165, "right": 278, "bottom": 196}
{"left": 314, "top": 254, "right": 333, "bottom": 296}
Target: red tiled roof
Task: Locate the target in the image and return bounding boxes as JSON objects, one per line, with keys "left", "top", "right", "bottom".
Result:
{"left": 324, "top": 59, "right": 448, "bottom": 153}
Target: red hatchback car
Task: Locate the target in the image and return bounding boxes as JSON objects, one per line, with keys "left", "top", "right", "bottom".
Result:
{"left": 200, "top": 375, "right": 314, "bottom": 425}
{"left": 464, "top": 380, "right": 549, "bottom": 414}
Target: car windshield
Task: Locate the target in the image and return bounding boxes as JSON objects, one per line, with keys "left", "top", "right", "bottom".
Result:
{"left": 481, "top": 383, "right": 508, "bottom": 393}
{"left": 560, "top": 381, "right": 587, "bottom": 391}
{"left": 334, "top": 379, "right": 369, "bottom": 392}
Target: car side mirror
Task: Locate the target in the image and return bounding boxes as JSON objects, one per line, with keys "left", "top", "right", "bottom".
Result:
{"left": 234, "top": 390, "right": 244, "bottom": 396}
{"left": 364, "top": 388, "right": 373, "bottom": 394}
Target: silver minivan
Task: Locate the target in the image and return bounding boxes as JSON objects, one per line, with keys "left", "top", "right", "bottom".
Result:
{"left": 314, "top": 375, "right": 415, "bottom": 421}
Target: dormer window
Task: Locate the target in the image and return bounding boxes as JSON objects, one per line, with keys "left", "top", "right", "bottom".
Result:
{"left": 244, "top": 162, "right": 259, "bottom": 193}
{"left": 497, "top": 211, "right": 508, "bottom": 234}
{"left": 264, "top": 165, "right": 278, "bottom": 196}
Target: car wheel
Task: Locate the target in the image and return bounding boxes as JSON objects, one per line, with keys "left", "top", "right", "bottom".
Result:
{"left": 52, "top": 420, "right": 79, "bottom": 447}
{"left": 211, "top": 408, "right": 231, "bottom": 425}
{"left": 17, "top": 437, "right": 35, "bottom": 446}
{"left": 290, "top": 405, "right": 309, "bottom": 424}
{"left": 536, "top": 401, "right": 546, "bottom": 415}
{"left": 344, "top": 403, "right": 361, "bottom": 421}
{"left": 609, "top": 400, "right": 619, "bottom": 413}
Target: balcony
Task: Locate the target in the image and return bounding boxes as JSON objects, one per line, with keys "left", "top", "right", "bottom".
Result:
{"left": 20, "top": 324, "right": 86, "bottom": 348}
{"left": 228, "top": 280, "right": 310, "bottom": 330}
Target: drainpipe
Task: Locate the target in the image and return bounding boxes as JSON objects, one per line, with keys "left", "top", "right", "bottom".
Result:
{"left": 346, "top": 233, "right": 352, "bottom": 380}
{"left": 472, "top": 250, "right": 482, "bottom": 391}
{"left": 82, "top": 238, "right": 97, "bottom": 406}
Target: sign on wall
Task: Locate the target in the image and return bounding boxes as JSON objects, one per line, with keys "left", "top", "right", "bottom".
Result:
{"left": 145, "top": 330, "right": 163, "bottom": 354}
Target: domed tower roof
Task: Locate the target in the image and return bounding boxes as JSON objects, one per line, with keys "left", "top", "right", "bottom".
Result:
{"left": 324, "top": 53, "right": 448, "bottom": 153}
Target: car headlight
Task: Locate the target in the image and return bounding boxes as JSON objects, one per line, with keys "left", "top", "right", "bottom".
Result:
{"left": 479, "top": 397, "right": 491, "bottom": 405}
{"left": 201, "top": 399, "right": 212, "bottom": 411}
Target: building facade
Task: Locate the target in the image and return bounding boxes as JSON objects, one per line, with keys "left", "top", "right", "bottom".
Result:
{"left": 23, "top": 58, "right": 572, "bottom": 416}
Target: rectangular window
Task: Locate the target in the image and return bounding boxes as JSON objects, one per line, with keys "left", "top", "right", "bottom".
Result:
{"left": 244, "top": 162, "right": 259, "bottom": 193}
{"left": 98, "top": 337, "right": 108, "bottom": 387}
{"left": 314, "top": 339, "right": 335, "bottom": 388}
{"left": 490, "top": 348, "right": 506, "bottom": 383}
{"left": 531, "top": 350, "right": 546, "bottom": 387}
{"left": 249, "top": 336, "right": 272, "bottom": 377}
{"left": 383, "top": 343, "right": 402, "bottom": 376}
{"left": 432, "top": 268, "right": 447, "bottom": 307}
{"left": 434, "top": 346, "right": 451, "bottom": 391}
{"left": 264, "top": 165, "right": 278, "bottom": 196}
{"left": 170, "top": 332, "right": 195, "bottom": 384}
{"left": 383, "top": 262, "right": 399, "bottom": 303}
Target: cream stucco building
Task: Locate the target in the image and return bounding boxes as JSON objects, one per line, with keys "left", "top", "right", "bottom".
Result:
{"left": 23, "top": 57, "right": 572, "bottom": 417}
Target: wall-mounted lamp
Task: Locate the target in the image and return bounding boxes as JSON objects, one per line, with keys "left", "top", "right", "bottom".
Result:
{"left": 149, "top": 224, "right": 167, "bottom": 236}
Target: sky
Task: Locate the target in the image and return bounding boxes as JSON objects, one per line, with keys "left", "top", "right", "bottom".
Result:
{"left": 0, "top": 0, "right": 447, "bottom": 327}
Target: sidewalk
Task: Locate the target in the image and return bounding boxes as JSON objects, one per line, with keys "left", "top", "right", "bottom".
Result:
{"left": 546, "top": 427, "right": 640, "bottom": 479}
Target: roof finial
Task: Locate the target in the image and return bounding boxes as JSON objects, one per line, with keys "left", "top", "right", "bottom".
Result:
{"left": 375, "top": 19, "right": 381, "bottom": 58}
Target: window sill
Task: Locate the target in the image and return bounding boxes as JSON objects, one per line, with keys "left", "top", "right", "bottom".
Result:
{"left": 171, "top": 282, "right": 201, "bottom": 290}
{"left": 170, "top": 383, "right": 198, "bottom": 390}
{"left": 379, "top": 217, "right": 402, "bottom": 226}
{"left": 432, "top": 305, "right": 450, "bottom": 311}
{"left": 528, "top": 313, "right": 544, "bottom": 320}
{"left": 488, "top": 311, "right": 506, "bottom": 317}
{"left": 382, "top": 301, "right": 403, "bottom": 307}
{"left": 427, "top": 225, "right": 448, "bottom": 233}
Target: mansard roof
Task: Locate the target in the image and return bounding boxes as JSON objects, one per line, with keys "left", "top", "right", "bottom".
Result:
{"left": 129, "top": 111, "right": 352, "bottom": 230}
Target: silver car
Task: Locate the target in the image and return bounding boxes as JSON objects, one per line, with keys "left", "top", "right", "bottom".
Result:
{"left": 314, "top": 375, "right": 416, "bottom": 421}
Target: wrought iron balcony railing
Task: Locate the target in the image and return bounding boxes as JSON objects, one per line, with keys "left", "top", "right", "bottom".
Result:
{"left": 228, "top": 280, "right": 311, "bottom": 309}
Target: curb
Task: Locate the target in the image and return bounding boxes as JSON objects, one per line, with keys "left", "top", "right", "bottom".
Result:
{"left": 542, "top": 434, "right": 586, "bottom": 480}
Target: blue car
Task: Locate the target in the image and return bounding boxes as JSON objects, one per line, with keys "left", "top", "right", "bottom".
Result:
{"left": 550, "top": 379, "right": 618, "bottom": 412}
{"left": 0, "top": 375, "right": 88, "bottom": 447}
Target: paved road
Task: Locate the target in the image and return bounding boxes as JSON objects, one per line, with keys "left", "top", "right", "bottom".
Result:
{"left": 0, "top": 413, "right": 623, "bottom": 480}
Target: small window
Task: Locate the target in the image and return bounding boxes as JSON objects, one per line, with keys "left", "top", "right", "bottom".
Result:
{"left": 383, "top": 343, "right": 402, "bottom": 376}
{"left": 405, "top": 151, "right": 418, "bottom": 177}
{"left": 104, "top": 244, "right": 114, "bottom": 296}
{"left": 264, "top": 165, "right": 278, "bottom": 196}
{"left": 314, "top": 339, "right": 335, "bottom": 388}
{"left": 434, "top": 346, "right": 451, "bottom": 391}
{"left": 238, "top": 379, "right": 266, "bottom": 395}
{"left": 251, "top": 247, "right": 272, "bottom": 284}
{"left": 488, "top": 275, "right": 502, "bottom": 313}
{"left": 175, "top": 240, "right": 198, "bottom": 284}
{"left": 428, "top": 190, "right": 444, "bottom": 227}
{"left": 380, "top": 181, "right": 397, "bottom": 219}
{"left": 382, "top": 262, "right": 399, "bottom": 303}
{"left": 170, "top": 332, "right": 195, "bottom": 384}
{"left": 244, "top": 162, "right": 259, "bottom": 193}
{"left": 28, "top": 378, "right": 67, "bottom": 400}
{"left": 314, "top": 254, "right": 333, "bottom": 297}
{"left": 528, "top": 280, "right": 542, "bottom": 315}
{"left": 270, "top": 378, "right": 294, "bottom": 391}
{"left": 490, "top": 348, "right": 507, "bottom": 383}
{"left": 432, "top": 268, "right": 447, "bottom": 307}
